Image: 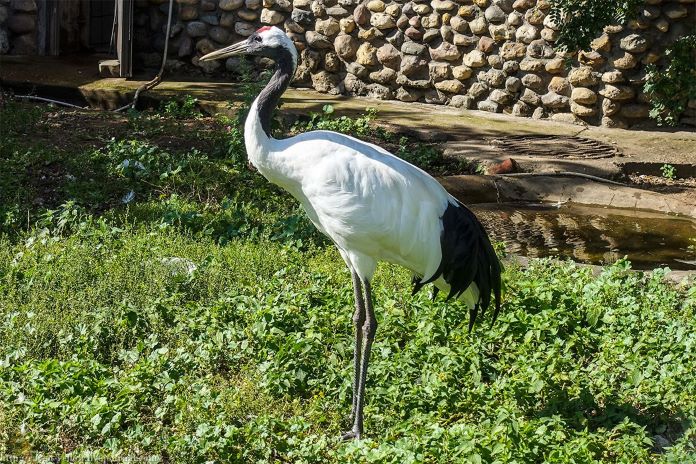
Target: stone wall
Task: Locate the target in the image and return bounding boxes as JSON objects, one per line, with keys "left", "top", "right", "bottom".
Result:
{"left": 135, "top": 0, "right": 695, "bottom": 127}
{"left": 2, "top": 0, "right": 693, "bottom": 127}
{"left": 0, "top": 0, "right": 38, "bottom": 55}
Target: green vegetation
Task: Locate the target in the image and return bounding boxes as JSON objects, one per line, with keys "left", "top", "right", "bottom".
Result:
{"left": 549, "top": 0, "right": 642, "bottom": 52}
{"left": 158, "top": 94, "right": 203, "bottom": 120}
{"left": 0, "top": 99, "right": 695, "bottom": 462}
{"left": 644, "top": 34, "right": 696, "bottom": 127}
{"left": 291, "top": 104, "right": 376, "bottom": 136}
{"left": 660, "top": 164, "right": 677, "bottom": 180}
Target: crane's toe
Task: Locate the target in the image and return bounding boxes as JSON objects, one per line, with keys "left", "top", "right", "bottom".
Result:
{"left": 340, "top": 430, "right": 361, "bottom": 441}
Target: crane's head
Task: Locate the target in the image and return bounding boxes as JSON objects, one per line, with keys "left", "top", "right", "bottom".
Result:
{"left": 200, "top": 26, "right": 298, "bottom": 67}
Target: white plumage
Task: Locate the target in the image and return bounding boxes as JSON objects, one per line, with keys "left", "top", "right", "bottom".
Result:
{"left": 249, "top": 103, "right": 457, "bottom": 289}
{"left": 201, "top": 26, "right": 501, "bottom": 440}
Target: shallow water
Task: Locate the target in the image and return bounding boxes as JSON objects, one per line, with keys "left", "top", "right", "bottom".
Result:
{"left": 470, "top": 203, "right": 696, "bottom": 271}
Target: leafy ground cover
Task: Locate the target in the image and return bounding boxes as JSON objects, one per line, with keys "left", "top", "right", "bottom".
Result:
{"left": 0, "top": 98, "right": 695, "bottom": 463}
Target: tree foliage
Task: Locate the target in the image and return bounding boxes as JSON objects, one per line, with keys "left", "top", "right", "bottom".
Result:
{"left": 644, "top": 34, "right": 696, "bottom": 126}
{"left": 549, "top": 0, "right": 643, "bottom": 51}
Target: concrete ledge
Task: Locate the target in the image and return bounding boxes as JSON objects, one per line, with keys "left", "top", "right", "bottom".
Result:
{"left": 439, "top": 174, "right": 696, "bottom": 219}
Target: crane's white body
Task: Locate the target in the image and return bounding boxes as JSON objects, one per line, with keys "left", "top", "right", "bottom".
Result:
{"left": 245, "top": 99, "right": 479, "bottom": 308}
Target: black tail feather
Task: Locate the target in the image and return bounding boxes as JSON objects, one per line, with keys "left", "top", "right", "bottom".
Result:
{"left": 412, "top": 200, "right": 502, "bottom": 329}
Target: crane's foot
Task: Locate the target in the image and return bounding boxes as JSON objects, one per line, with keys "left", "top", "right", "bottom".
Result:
{"left": 340, "top": 430, "right": 361, "bottom": 441}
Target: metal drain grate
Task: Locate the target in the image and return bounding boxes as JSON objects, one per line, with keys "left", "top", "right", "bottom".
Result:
{"left": 489, "top": 135, "right": 621, "bottom": 159}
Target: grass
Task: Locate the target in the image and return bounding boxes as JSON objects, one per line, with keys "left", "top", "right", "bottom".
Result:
{"left": 0, "top": 98, "right": 695, "bottom": 463}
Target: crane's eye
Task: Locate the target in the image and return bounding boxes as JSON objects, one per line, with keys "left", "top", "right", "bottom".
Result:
{"left": 254, "top": 36, "right": 262, "bottom": 43}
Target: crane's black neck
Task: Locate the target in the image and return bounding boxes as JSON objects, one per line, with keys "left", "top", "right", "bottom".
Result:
{"left": 255, "top": 48, "right": 296, "bottom": 137}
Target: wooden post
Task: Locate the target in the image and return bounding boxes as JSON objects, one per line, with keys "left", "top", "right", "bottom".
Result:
{"left": 37, "top": 0, "right": 59, "bottom": 55}
{"left": 116, "top": 0, "right": 133, "bottom": 77}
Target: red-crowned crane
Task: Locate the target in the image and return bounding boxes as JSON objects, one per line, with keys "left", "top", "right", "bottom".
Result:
{"left": 200, "top": 26, "right": 502, "bottom": 440}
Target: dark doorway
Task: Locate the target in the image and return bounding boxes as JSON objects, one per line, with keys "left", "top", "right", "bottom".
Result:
{"left": 89, "top": 0, "right": 117, "bottom": 53}
{"left": 38, "top": 0, "right": 131, "bottom": 77}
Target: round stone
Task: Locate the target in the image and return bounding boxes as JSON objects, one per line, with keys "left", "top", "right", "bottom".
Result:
{"left": 502, "top": 60, "right": 519, "bottom": 74}
{"left": 612, "top": 52, "right": 638, "bottom": 70}
{"left": 620, "top": 34, "right": 648, "bottom": 53}
{"left": 599, "top": 84, "right": 635, "bottom": 101}
{"left": 525, "top": 7, "right": 545, "bottom": 25}
{"left": 541, "top": 91, "right": 569, "bottom": 109}
{"left": 468, "top": 82, "right": 489, "bottom": 98}
{"left": 521, "top": 73, "right": 543, "bottom": 91}
{"left": 186, "top": 21, "right": 208, "bottom": 38}
{"left": 602, "top": 70, "right": 624, "bottom": 84}
{"left": 339, "top": 17, "right": 355, "bottom": 33}
{"left": 377, "top": 42, "right": 400, "bottom": 69}
{"left": 505, "top": 76, "right": 522, "bottom": 92}
{"left": 568, "top": 66, "right": 598, "bottom": 86}
{"left": 430, "top": 42, "right": 460, "bottom": 61}
{"left": 208, "top": 26, "right": 231, "bottom": 43}
{"left": 450, "top": 95, "right": 474, "bottom": 108}
{"left": 571, "top": 88, "right": 597, "bottom": 105}
{"left": 515, "top": 24, "right": 539, "bottom": 43}
{"left": 469, "top": 17, "right": 488, "bottom": 35}
{"left": 602, "top": 98, "right": 620, "bottom": 116}
{"left": 501, "top": 42, "right": 526, "bottom": 60}
{"left": 356, "top": 42, "right": 378, "bottom": 66}
{"left": 435, "top": 79, "right": 464, "bottom": 93}
{"left": 11, "top": 0, "right": 37, "bottom": 13}
{"left": 260, "top": 8, "right": 285, "bottom": 24}
{"left": 369, "top": 67, "right": 397, "bottom": 84}
{"left": 485, "top": 5, "right": 506, "bottom": 23}
{"left": 548, "top": 76, "right": 570, "bottom": 95}
{"left": 370, "top": 12, "right": 396, "bottom": 29}
{"left": 234, "top": 21, "right": 256, "bottom": 36}
{"left": 452, "top": 65, "right": 473, "bottom": 80}
{"left": 315, "top": 17, "right": 340, "bottom": 35}
{"left": 519, "top": 58, "right": 544, "bottom": 72}
{"left": 450, "top": 15, "right": 468, "bottom": 33}
{"left": 181, "top": 6, "right": 200, "bottom": 20}
{"left": 367, "top": 0, "right": 385, "bottom": 12}
{"left": 490, "top": 89, "right": 513, "bottom": 104}
{"left": 520, "top": 87, "right": 542, "bottom": 105}
{"left": 489, "top": 24, "right": 513, "bottom": 42}
{"left": 401, "top": 41, "right": 426, "bottom": 55}
{"left": 353, "top": 3, "right": 369, "bottom": 24}
{"left": 401, "top": 55, "right": 427, "bottom": 76}
{"left": 508, "top": 11, "right": 523, "bottom": 26}
{"left": 334, "top": 34, "right": 357, "bottom": 59}
{"left": 385, "top": 4, "right": 401, "bottom": 17}
{"left": 432, "top": 0, "right": 456, "bottom": 12}
{"left": 0, "top": 29, "right": 10, "bottom": 54}
{"left": 463, "top": 49, "right": 487, "bottom": 67}
{"left": 306, "top": 31, "right": 333, "bottom": 48}
{"left": 545, "top": 58, "right": 564, "bottom": 73}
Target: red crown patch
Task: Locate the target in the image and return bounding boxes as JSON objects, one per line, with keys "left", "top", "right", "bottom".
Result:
{"left": 256, "top": 26, "right": 273, "bottom": 33}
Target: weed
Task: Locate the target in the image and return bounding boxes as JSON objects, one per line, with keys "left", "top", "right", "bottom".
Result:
{"left": 292, "top": 104, "right": 376, "bottom": 136}
{"left": 660, "top": 163, "right": 677, "bottom": 180}
{"left": 159, "top": 94, "right": 202, "bottom": 119}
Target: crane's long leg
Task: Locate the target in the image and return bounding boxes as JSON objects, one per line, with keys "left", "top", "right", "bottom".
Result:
{"left": 348, "top": 271, "right": 365, "bottom": 425}
{"left": 343, "top": 279, "right": 377, "bottom": 440}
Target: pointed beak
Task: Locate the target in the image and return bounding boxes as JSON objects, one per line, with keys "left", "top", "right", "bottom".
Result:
{"left": 200, "top": 40, "right": 250, "bottom": 62}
